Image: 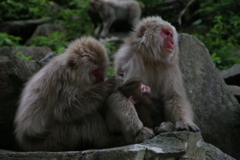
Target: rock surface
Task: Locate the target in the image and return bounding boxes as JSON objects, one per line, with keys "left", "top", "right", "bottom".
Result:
{"left": 0, "top": 46, "right": 52, "bottom": 61}
{"left": 0, "top": 18, "right": 50, "bottom": 43}
{"left": 25, "top": 23, "right": 66, "bottom": 45}
{"left": 0, "top": 132, "right": 235, "bottom": 160}
{"left": 227, "top": 85, "right": 240, "bottom": 103}
{"left": 0, "top": 59, "right": 43, "bottom": 150}
{"left": 179, "top": 33, "right": 240, "bottom": 159}
{"left": 221, "top": 64, "right": 240, "bottom": 86}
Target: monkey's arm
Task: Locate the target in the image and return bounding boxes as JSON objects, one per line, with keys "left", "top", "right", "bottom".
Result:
{"left": 54, "top": 76, "right": 119, "bottom": 123}
{"left": 99, "top": 6, "right": 116, "bottom": 38}
{"left": 164, "top": 66, "right": 200, "bottom": 132}
{"left": 106, "top": 92, "right": 154, "bottom": 143}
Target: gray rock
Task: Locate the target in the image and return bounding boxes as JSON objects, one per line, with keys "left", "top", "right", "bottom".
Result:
{"left": 0, "top": 59, "right": 43, "bottom": 150}
{"left": 0, "top": 132, "right": 235, "bottom": 160}
{"left": 221, "top": 64, "right": 240, "bottom": 86}
{"left": 25, "top": 23, "right": 66, "bottom": 45}
{"left": 0, "top": 46, "right": 52, "bottom": 61}
{"left": 179, "top": 33, "right": 240, "bottom": 159}
{"left": 0, "top": 18, "right": 51, "bottom": 43}
{"left": 227, "top": 85, "right": 240, "bottom": 103}
{"left": 0, "top": 47, "right": 18, "bottom": 61}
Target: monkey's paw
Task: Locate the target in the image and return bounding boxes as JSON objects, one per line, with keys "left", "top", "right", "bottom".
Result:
{"left": 114, "top": 75, "right": 124, "bottom": 90}
{"left": 155, "top": 121, "right": 176, "bottom": 134}
{"left": 135, "top": 127, "right": 155, "bottom": 143}
{"left": 176, "top": 121, "right": 200, "bottom": 132}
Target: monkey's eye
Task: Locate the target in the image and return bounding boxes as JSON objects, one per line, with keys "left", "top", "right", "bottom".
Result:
{"left": 162, "top": 29, "right": 173, "bottom": 38}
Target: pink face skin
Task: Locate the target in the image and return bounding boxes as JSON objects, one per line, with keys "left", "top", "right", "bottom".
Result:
{"left": 161, "top": 28, "right": 174, "bottom": 53}
{"left": 129, "top": 83, "right": 151, "bottom": 104}
{"left": 140, "top": 83, "right": 151, "bottom": 94}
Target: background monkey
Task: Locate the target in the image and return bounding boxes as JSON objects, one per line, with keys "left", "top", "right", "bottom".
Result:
{"left": 119, "top": 78, "right": 176, "bottom": 134}
{"left": 90, "top": 0, "right": 143, "bottom": 38}
{"left": 14, "top": 37, "right": 124, "bottom": 151}
{"left": 108, "top": 16, "right": 200, "bottom": 141}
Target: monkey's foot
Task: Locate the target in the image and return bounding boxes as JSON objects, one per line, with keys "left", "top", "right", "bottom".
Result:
{"left": 176, "top": 121, "right": 200, "bottom": 132}
{"left": 155, "top": 121, "right": 176, "bottom": 134}
{"left": 135, "top": 127, "right": 155, "bottom": 143}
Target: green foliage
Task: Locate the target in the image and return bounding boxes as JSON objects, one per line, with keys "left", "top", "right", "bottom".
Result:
{"left": 16, "top": 51, "right": 33, "bottom": 61}
{"left": 57, "top": 0, "right": 94, "bottom": 39}
{"left": 137, "top": 0, "right": 164, "bottom": 8}
{"left": 0, "top": 0, "right": 52, "bottom": 22}
{"left": 0, "top": 33, "right": 21, "bottom": 47}
{"left": 103, "top": 41, "right": 118, "bottom": 77}
{"left": 104, "top": 41, "right": 118, "bottom": 56}
{"left": 193, "top": 0, "right": 240, "bottom": 70}
{"left": 30, "top": 31, "right": 69, "bottom": 54}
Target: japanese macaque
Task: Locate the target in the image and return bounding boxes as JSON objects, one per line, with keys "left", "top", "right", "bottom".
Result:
{"left": 119, "top": 78, "right": 176, "bottom": 134}
{"left": 109, "top": 16, "right": 200, "bottom": 137}
{"left": 90, "top": 0, "right": 143, "bottom": 38}
{"left": 14, "top": 37, "right": 124, "bottom": 151}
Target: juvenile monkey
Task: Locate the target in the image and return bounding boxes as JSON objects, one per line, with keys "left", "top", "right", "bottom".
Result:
{"left": 119, "top": 79, "right": 176, "bottom": 134}
{"left": 14, "top": 37, "right": 124, "bottom": 151}
{"left": 108, "top": 16, "right": 200, "bottom": 141}
{"left": 90, "top": 0, "right": 143, "bottom": 38}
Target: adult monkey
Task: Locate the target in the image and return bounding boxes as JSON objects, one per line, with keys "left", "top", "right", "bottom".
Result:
{"left": 14, "top": 37, "right": 124, "bottom": 151}
{"left": 90, "top": 0, "right": 143, "bottom": 38}
{"left": 108, "top": 17, "right": 200, "bottom": 143}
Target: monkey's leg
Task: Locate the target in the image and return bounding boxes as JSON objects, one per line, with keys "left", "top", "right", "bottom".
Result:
{"left": 106, "top": 92, "right": 155, "bottom": 144}
{"left": 163, "top": 67, "right": 200, "bottom": 132}
{"left": 73, "top": 113, "right": 126, "bottom": 149}
{"left": 94, "top": 25, "right": 103, "bottom": 38}
{"left": 100, "top": 13, "right": 115, "bottom": 38}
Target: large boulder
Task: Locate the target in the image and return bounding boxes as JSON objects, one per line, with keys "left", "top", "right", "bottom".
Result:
{"left": 0, "top": 59, "right": 43, "bottom": 150}
{"left": 0, "top": 132, "right": 235, "bottom": 160}
{"left": 0, "top": 18, "right": 50, "bottom": 44}
{"left": 25, "top": 23, "right": 66, "bottom": 45}
{"left": 0, "top": 46, "right": 52, "bottom": 61}
{"left": 179, "top": 33, "right": 240, "bottom": 159}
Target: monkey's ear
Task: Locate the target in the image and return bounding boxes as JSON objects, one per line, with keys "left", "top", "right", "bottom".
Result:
{"left": 129, "top": 96, "right": 138, "bottom": 104}
{"left": 67, "top": 57, "right": 78, "bottom": 69}
{"left": 137, "top": 26, "right": 146, "bottom": 37}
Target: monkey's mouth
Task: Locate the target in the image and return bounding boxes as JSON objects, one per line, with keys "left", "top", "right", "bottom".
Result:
{"left": 165, "top": 48, "right": 174, "bottom": 53}
{"left": 91, "top": 68, "right": 104, "bottom": 83}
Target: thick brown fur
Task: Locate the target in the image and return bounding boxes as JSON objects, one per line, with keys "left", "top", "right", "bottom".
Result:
{"left": 90, "top": 0, "right": 143, "bottom": 38}
{"left": 119, "top": 79, "right": 176, "bottom": 133}
{"left": 112, "top": 16, "right": 200, "bottom": 135}
{"left": 14, "top": 37, "right": 123, "bottom": 151}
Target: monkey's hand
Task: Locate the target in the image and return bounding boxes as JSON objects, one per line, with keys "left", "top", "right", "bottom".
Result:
{"left": 114, "top": 75, "right": 124, "bottom": 90}
{"left": 176, "top": 121, "right": 200, "bottom": 132}
{"left": 135, "top": 127, "right": 155, "bottom": 143}
{"left": 155, "top": 121, "right": 176, "bottom": 134}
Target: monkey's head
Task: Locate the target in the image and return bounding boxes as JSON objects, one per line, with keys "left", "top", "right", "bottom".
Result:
{"left": 119, "top": 78, "right": 151, "bottom": 104}
{"left": 132, "top": 16, "right": 179, "bottom": 63}
{"left": 65, "top": 37, "right": 109, "bottom": 85}
{"left": 90, "top": 0, "right": 102, "bottom": 12}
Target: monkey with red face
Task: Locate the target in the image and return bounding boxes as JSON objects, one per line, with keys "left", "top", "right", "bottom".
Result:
{"left": 107, "top": 16, "right": 200, "bottom": 143}
{"left": 14, "top": 37, "right": 124, "bottom": 151}
{"left": 119, "top": 78, "right": 176, "bottom": 134}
